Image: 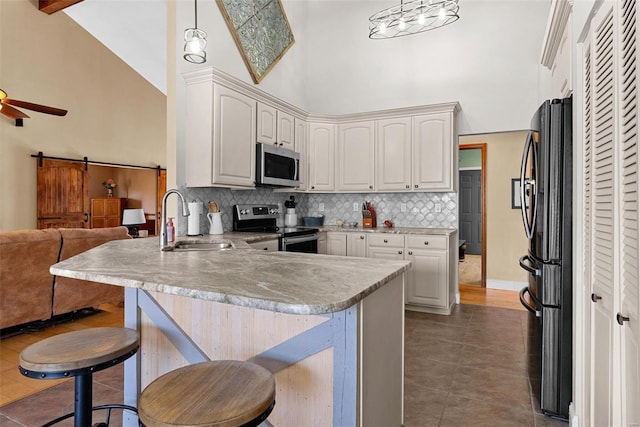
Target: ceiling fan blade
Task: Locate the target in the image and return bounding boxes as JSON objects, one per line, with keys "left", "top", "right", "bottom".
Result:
{"left": 5, "top": 99, "right": 67, "bottom": 116}
{"left": 0, "top": 103, "right": 30, "bottom": 119}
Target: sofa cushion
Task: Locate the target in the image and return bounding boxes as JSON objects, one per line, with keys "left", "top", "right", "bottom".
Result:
{"left": 53, "top": 226, "right": 131, "bottom": 315}
{"left": 0, "top": 229, "right": 61, "bottom": 329}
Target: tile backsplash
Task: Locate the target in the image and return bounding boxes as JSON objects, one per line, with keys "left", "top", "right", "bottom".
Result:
{"left": 177, "top": 187, "right": 457, "bottom": 235}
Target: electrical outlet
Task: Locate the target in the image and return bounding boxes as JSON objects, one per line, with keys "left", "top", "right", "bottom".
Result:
{"left": 319, "top": 203, "right": 325, "bottom": 212}
{"left": 401, "top": 203, "right": 407, "bottom": 213}
{"left": 353, "top": 203, "right": 359, "bottom": 212}
{"left": 435, "top": 203, "right": 442, "bottom": 213}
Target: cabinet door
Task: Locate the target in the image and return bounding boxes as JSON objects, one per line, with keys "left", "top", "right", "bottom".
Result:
{"left": 248, "top": 239, "right": 279, "bottom": 252}
{"left": 412, "top": 113, "right": 454, "bottom": 191}
{"left": 317, "top": 232, "right": 327, "bottom": 254}
{"left": 308, "top": 123, "right": 335, "bottom": 191}
{"left": 347, "top": 233, "right": 367, "bottom": 257}
{"left": 406, "top": 248, "right": 448, "bottom": 308}
{"left": 213, "top": 85, "right": 256, "bottom": 187}
{"left": 326, "top": 232, "right": 347, "bottom": 256}
{"left": 257, "top": 103, "right": 277, "bottom": 145}
{"left": 91, "top": 198, "right": 124, "bottom": 229}
{"left": 337, "top": 121, "right": 375, "bottom": 191}
{"left": 376, "top": 117, "right": 412, "bottom": 191}
{"left": 278, "top": 111, "right": 295, "bottom": 150}
{"left": 367, "top": 246, "right": 404, "bottom": 261}
{"left": 295, "top": 118, "right": 308, "bottom": 190}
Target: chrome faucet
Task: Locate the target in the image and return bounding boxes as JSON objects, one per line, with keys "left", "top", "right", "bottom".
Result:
{"left": 160, "top": 189, "right": 190, "bottom": 250}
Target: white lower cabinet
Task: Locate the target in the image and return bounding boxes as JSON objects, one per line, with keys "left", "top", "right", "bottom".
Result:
{"left": 248, "top": 239, "right": 279, "bottom": 252}
{"left": 326, "top": 232, "right": 347, "bottom": 256}
{"left": 367, "top": 232, "right": 456, "bottom": 314}
{"left": 346, "top": 233, "right": 368, "bottom": 257}
{"left": 317, "top": 232, "right": 327, "bottom": 255}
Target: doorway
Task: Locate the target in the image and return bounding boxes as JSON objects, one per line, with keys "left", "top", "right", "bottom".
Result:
{"left": 459, "top": 143, "right": 486, "bottom": 288}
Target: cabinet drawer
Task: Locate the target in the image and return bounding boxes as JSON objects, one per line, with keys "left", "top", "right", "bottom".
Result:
{"left": 368, "top": 233, "right": 405, "bottom": 248}
{"left": 405, "top": 235, "right": 447, "bottom": 250}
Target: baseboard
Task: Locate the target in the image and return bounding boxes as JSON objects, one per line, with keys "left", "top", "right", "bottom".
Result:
{"left": 486, "top": 279, "right": 525, "bottom": 292}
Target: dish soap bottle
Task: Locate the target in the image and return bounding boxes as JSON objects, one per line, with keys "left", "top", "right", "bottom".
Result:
{"left": 167, "top": 217, "right": 175, "bottom": 242}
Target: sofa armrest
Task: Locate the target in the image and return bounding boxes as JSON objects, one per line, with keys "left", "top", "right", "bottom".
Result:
{"left": 0, "top": 229, "right": 61, "bottom": 329}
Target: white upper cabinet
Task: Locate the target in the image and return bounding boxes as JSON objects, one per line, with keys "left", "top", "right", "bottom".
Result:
{"left": 412, "top": 112, "right": 457, "bottom": 192}
{"left": 376, "top": 117, "right": 412, "bottom": 191}
{"left": 278, "top": 110, "right": 295, "bottom": 150}
{"left": 257, "top": 103, "right": 295, "bottom": 151}
{"left": 294, "top": 117, "right": 308, "bottom": 190}
{"left": 540, "top": 0, "right": 573, "bottom": 98}
{"left": 184, "top": 81, "right": 256, "bottom": 188}
{"left": 257, "top": 103, "right": 277, "bottom": 145}
{"left": 337, "top": 121, "right": 375, "bottom": 191}
{"left": 308, "top": 122, "right": 335, "bottom": 191}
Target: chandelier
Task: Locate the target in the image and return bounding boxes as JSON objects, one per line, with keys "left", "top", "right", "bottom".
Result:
{"left": 369, "top": 0, "right": 460, "bottom": 39}
{"left": 183, "top": 0, "right": 207, "bottom": 63}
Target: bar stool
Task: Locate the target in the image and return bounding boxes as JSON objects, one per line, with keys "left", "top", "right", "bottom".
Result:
{"left": 19, "top": 327, "right": 140, "bottom": 427}
{"left": 138, "top": 360, "right": 276, "bottom": 427}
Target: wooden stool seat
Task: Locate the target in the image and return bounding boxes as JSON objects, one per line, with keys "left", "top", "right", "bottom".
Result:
{"left": 20, "top": 327, "right": 139, "bottom": 377}
{"left": 19, "top": 327, "right": 139, "bottom": 427}
{"left": 138, "top": 360, "right": 276, "bottom": 427}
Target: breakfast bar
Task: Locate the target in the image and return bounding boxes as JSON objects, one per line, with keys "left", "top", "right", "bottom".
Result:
{"left": 50, "top": 236, "right": 410, "bottom": 426}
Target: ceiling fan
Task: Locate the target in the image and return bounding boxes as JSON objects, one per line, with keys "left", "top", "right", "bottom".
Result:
{"left": 0, "top": 88, "right": 68, "bottom": 126}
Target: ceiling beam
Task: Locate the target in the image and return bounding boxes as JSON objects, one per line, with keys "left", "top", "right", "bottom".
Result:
{"left": 39, "top": 0, "right": 84, "bottom": 15}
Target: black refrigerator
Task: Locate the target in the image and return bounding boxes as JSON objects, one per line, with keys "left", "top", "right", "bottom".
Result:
{"left": 518, "top": 97, "right": 572, "bottom": 419}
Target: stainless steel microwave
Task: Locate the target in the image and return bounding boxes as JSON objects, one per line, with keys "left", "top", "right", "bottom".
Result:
{"left": 255, "top": 143, "right": 300, "bottom": 187}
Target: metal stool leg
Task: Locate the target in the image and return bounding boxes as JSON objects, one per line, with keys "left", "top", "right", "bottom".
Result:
{"left": 75, "top": 372, "right": 92, "bottom": 427}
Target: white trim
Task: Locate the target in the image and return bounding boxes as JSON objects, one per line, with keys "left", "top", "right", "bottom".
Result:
{"left": 486, "top": 279, "right": 526, "bottom": 292}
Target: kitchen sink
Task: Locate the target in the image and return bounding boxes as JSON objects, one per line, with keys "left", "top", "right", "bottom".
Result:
{"left": 170, "top": 241, "right": 234, "bottom": 251}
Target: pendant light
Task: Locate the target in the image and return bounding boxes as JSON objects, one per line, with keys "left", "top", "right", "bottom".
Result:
{"left": 183, "top": 0, "right": 207, "bottom": 63}
{"left": 369, "top": 0, "right": 460, "bottom": 39}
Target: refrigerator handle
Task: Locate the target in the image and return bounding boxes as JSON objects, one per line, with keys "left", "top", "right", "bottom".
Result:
{"left": 520, "top": 131, "right": 538, "bottom": 240}
{"left": 519, "top": 254, "right": 541, "bottom": 276}
{"left": 519, "top": 287, "right": 542, "bottom": 317}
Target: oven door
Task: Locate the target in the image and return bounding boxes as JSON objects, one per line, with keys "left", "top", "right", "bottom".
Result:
{"left": 281, "top": 234, "right": 318, "bottom": 253}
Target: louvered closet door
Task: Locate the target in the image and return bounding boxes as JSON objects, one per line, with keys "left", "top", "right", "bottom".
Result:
{"left": 585, "top": 1, "right": 640, "bottom": 425}
{"left": 588, "top": 4, "right": 616, "bottom": 426}
{"left": 619, "top": 0, "right": 639, "bottom": 425}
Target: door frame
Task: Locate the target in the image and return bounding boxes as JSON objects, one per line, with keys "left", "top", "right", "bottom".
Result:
{"left": 459, "top": 143, "right": 487, "bottom": 287}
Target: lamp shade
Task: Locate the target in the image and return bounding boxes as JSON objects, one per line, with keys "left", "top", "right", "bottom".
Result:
{"left": 122, "top": 209, "right": 146, "bottom": 226}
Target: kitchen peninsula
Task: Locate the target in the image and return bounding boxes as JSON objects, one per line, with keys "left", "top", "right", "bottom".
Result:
{"left": 50, "top": 235, "right": 410, "bottom": 426}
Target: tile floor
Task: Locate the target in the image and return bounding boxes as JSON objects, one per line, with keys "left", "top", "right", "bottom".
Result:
{"left": 0, "top": 304, "right": 568, "bottom": 427}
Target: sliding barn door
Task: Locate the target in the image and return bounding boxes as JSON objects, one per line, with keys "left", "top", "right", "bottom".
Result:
{"left": 37, "top": 158, "right": 89, "bottom": 229}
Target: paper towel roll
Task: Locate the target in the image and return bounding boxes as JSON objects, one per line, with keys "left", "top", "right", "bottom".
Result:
{"left": 187, "top": 202, "right": 203, "bottom": 235}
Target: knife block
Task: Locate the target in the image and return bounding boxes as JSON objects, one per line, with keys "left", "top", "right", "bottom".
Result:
{"left": 362, "top": 211, "right": 376, "bottom": 228}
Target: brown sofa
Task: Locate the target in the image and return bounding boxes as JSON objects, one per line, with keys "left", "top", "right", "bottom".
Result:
{"left": 0, "top": 226, "right": 131, "bottom": 330}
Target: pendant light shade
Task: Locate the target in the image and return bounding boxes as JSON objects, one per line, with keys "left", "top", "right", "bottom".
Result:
{"left": 369, "top": 0, "right": 460, "bottom": 39}
{"left": 184, "top": 0, "right": 207, "bottom": 63}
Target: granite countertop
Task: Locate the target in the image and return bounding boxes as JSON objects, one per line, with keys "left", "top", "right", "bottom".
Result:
{"left": 317, "top": 226, "right": 457, "bottom": 236}
{"left": 50, "top": 235, "right": 410, "bottom": 316}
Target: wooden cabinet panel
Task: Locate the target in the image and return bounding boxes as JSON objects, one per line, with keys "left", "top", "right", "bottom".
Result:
{"left": 376, "top": 117, "right": 412, "bottom": 191}
{"left": 412, "top": 113, "right": 455, "bottom": 191}
{"left": 257, "top": 103, "right": 277, "bottom": 145}
{"left": 277, "top": 110, "right": 295, "bottom": 150}
{"left": 346, "top": 233, "right": 367, "bottom": 258}
{"left": 337, "top": 121, "right": 375, "bottom": 191}
{"left": 326, "top": 232, "right": 346, "bottom": 256}
{"left": 308, "top": 123, "right": 335, "bottom": 191}
{"left": 406, "top": 248, "right": 448, "bottom": 308}
{"left": 91, "top": 198, "right": 126, "bottom": 229}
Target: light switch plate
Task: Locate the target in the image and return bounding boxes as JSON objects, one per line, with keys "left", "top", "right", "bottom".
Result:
{"left": 435, "top": 203, "right": 442, "bottom": 213}
{"left": 401, "top": 203, "right": 407, "bottom": 212}
{"left": 319, "top": 203, "right": 325, "bottom": 212}
{"left": 353, "top": 203, "right": 359, "bottom": 212}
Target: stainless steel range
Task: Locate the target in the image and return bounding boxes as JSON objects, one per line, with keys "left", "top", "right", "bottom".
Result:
{"left": 232, "top": 204, "right": 318, "bottom": 253}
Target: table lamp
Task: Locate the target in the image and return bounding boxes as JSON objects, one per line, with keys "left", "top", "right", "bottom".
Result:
{"left": 122, "top": 208, "right": 146, "bottom": 238}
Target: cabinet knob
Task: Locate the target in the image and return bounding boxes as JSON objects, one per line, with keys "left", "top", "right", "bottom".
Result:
{"left": 406, "top": 185, "right": 410, "bottom": 189}
{"left": 274, "top": 142, "right": 278, "bottom": 146}
{"left": 279, "top": 143, "right": 284, "bottom": 147}
{"left": 384, "top": 239, "right": 388, "bottom": 243}
{"left": 591, "top": 293, "right": 602, "bottom": 303}
{"left": 398, "top": 250, "right": 403, "bottom": 255}
{"left": 408, "top": 251, "right": 413, "bottom": 255}
{"left": 360, "top": 235, "right": 365, "bottom": 239}
{"left": 414, "top": 184, "right": 419, "bottom": 189}
{"left": 424, "top": 241, "right": 429, "bottom": 245}
{"left": 369, "top": 185, "right": 373, "bottom": 190}
{"left": 262, "top": 247, "right": 268, "bottom": 251}
{"left": 617, "top": 313, "right": 630, "bottom": 325}
{"left": 311, "top": 186, "right": 315, "bottom": 189}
